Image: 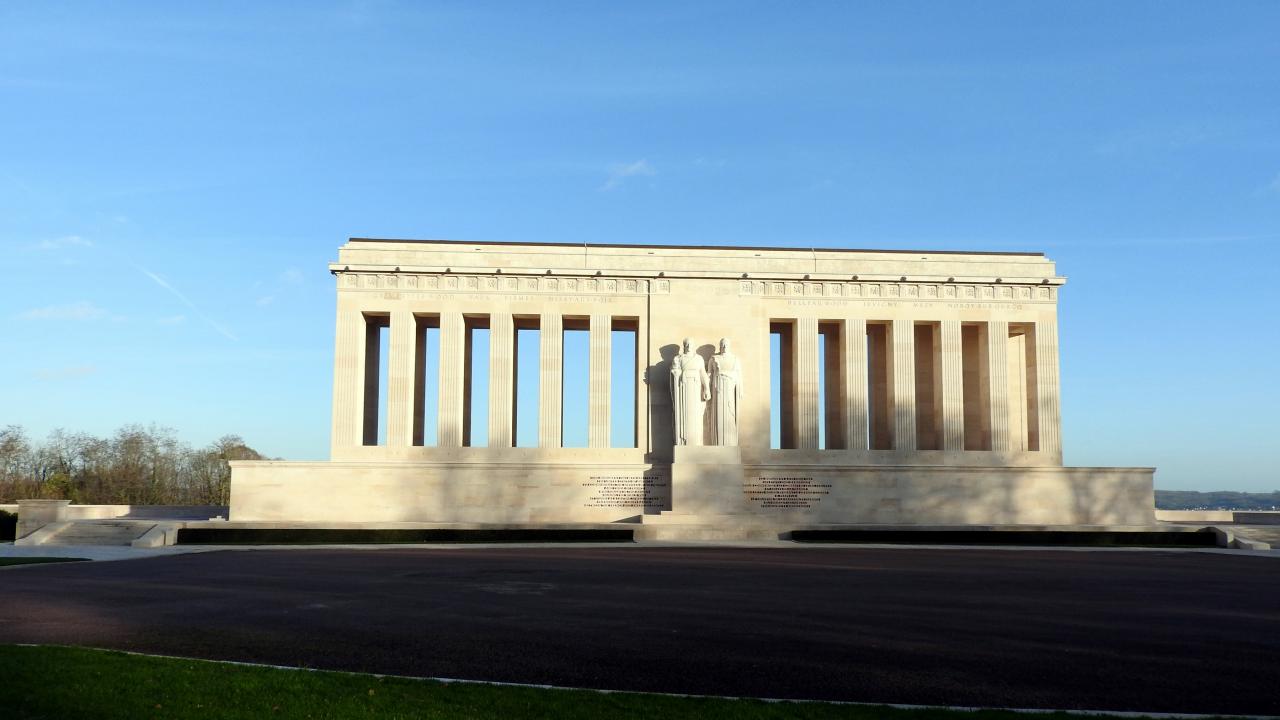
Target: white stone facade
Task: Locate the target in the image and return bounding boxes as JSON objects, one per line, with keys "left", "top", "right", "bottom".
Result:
{"left": 229, "top": 239, "right": 1154, "bottom": 526}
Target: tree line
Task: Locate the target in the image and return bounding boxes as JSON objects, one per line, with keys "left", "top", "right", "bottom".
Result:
{"left": 0, "top": 425, "right": 266, "bottom": 506}
{"left": 1155, "top": 489, "right": 1280, "bottom": 511}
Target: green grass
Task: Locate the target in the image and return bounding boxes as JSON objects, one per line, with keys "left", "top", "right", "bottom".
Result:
{"left": 0, "top": 645, "right": 1210, "bottom": 720}
{"left": 0, "top": 557, "right": 88, "bottom": 567}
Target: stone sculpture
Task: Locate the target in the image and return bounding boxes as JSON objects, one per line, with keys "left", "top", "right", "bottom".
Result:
{"left": 670, "top": 337, "right": 710, "bottom": 446}
{"left": 711, "top": 337, "right": 743, "bottom": 446}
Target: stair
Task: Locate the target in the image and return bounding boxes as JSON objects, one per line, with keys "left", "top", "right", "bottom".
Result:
{"left": 43, "top": 520, "right": 156, "bottom": 546}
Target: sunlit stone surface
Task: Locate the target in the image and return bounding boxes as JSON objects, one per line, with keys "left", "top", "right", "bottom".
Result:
{"left": 229, "top": 238, "right": 1154, "bottom": 527}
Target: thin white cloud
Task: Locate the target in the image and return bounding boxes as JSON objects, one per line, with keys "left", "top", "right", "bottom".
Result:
{"left": 256, "top": 295, "right": 275, "bottom": 307}
{"left": 157, "top": 314, "right": 187, "bottom": 326}
{"left": 136, "top": 265, "right": 238, "bottom": 341}
{"left": 20, "top": 301, "right": 107, "bottom": 321}
{"left": 34, "top": 235, "right": 93, "bottom": 250}
{"left": 34, "top": 365, "right": 98, "bottom": 381}
{"left": 280, "top": 267, "right": 304, "bottom": 285}
{"left": 600, "top": 159, "right": 656, "bottom": 191}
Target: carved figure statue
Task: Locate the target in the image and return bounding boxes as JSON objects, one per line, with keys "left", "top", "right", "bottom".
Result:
{"left": 711, "top": 338, "right": 743, "bottom": 446}
{"left": 670, "top": 338, "right": 710, "bottom": 446}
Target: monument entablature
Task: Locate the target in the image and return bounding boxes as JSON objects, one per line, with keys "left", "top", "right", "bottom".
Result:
{"left": 229, "top": 238, "right": 1154, "bottom": 531}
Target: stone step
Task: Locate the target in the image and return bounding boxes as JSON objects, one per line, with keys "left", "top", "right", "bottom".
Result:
{"left": 635, "top": 524, "right": 788, "bottom": 542}
{"left": 44, "top": 521, "right": 155, "bottom": 546}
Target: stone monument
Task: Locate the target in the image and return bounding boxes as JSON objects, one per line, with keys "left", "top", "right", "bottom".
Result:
{"left": 711, "top": 338, "right": 742, "bottom": 447}
{"left": 228, "top": 238, "right": 1156, "bottom": 530}
{"left": 670, "top": 338, "right": 710, "bottom": 446}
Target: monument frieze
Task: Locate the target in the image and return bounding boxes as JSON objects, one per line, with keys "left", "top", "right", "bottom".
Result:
{"left": 749, "top": 280, "right": 1055, "bottom": 303}
{"left": 336, "top": 272, "right": 667, "bottom": 295}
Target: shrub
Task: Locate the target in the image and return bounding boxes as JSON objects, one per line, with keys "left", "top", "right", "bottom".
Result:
{"left": 0, "top": 510, "right": 16, "bottom": 542}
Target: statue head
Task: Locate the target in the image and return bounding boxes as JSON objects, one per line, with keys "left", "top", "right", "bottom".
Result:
{"left": 719, "top": 338, "right": 731, "bottom": 353}
{"left": 682, "top": 337, "right": 692, "bottom": 353}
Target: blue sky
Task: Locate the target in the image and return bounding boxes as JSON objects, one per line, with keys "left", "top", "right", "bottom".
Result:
{"left": 2, "top": 2, "right": 1277, "bottom": 491}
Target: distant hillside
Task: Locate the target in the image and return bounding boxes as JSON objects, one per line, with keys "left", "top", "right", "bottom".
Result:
{"left": 1156, "top": 490, "right": 1280, "bottom": 511}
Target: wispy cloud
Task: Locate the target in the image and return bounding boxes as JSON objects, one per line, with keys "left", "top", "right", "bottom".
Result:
{"left": 136, "top": 266, "right": 238, "bottom": 341}
{"left": 600, "top": 159, "right": 656, "bottom": 191}
{"left": 33, "top": 235, "right": 93, "bottom": 250}
{"left": 256, "top": 295, "right": 275, "bottom": 307}
{"left": 20, "top": 301, "right": 107, "bottom": 321}
{"left": 279, "top": 267, "right": 304, "bottom": 285}
{"left": 157, "top": 314, "right": 187, "bottom": 326}
{"left": 34, "top": 365, "right": 98, "bottom": 381}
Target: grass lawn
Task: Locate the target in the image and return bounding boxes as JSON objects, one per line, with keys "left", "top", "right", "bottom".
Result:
{"left": 0, "top": 645, "right": 1207, "bottom": 720}
{"left": 0, "top": 557, "right": 88, "bottom": 567}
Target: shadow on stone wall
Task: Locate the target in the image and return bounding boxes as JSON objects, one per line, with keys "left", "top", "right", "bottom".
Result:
{"left": 644, "top": 343, "right": 679, "bottom": 462}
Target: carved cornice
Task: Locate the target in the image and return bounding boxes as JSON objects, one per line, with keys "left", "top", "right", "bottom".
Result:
{"left": 740, "top": 280, "right": 1057, "bottom": 303}
{"left": 336, "top": 272, "right": 666, "bottom": 295}
{"left": 333, "top": 271, "right": 1056, "bottom": 303}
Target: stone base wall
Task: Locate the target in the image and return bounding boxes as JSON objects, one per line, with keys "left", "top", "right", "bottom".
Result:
{"left": 229, "top": 461, "right": 1154, "bottom": 526}
{"left": 7, "top": 502, "right": 229, "bottom": 539}
{"left": 1, "top": 504, "right": 228, "bottom": 520}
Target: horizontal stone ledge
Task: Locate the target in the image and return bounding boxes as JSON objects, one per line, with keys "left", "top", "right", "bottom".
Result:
{"left": 230, "top": 459, "right": 1152, "bottom": 474}
{"left": 329, "top": 264, "right": 1064, "bottom": 286}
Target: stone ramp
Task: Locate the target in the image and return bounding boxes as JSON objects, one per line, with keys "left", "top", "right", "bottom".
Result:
{"left": 26, "top": 520, "right": 157, "bottom": 546}
{"left": 1231, "top": 525, "right": 1280, "bottom": 547}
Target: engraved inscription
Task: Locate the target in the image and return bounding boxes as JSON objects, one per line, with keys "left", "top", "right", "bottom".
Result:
{"left": 744, "top": 476, "right": 832, "bottom": 509}
{"left": 583, "top": 475, "right": 669, "bottom": 510}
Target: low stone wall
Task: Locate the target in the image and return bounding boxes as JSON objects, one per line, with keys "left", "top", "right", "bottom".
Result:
{"left": 59, "top": 505, "right": 227, "bottom": 520}
{"left": 1231, "top": 511, "right": 1280, "bottom": 525}
{"left": 230, "top": 460, "right": 1155, "bottom": 526}
{"left": 7, "top": 502, "right": 229, "bottom": 540}
{"left": 1154, "top": 510, "right": 1237, "bottom": 523}
{"left": 1154, "top": 510, "right": 1280, "bottom": 524}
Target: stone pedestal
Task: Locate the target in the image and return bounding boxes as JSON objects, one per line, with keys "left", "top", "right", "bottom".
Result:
{"left": 671, "top": 446, "right": 745, "bottom": 515}
{"left": 16, "top": 499, "right": 70, "bottom": 539}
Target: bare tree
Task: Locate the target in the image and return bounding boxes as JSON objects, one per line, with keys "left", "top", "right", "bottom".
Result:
{"left": 0, "top": 425, "right": 266, "bottom": 505}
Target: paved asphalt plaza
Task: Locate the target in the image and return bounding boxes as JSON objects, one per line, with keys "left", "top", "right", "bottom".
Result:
{"left": 2, "top": 546, "right": 1278, "bottom": 715}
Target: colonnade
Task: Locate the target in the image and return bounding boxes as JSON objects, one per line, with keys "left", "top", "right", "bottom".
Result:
{"left": 334, "top": 310, "right": 634, "bottom": 451}
{"left": 776, "top": 317, "right": 1060, "bottom": 457}
{"left": 333, "top": 306, "right": 1061, "bottom": 460}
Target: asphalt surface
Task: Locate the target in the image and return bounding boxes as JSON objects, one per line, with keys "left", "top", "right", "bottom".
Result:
{"left": 1, "top": 546, "right": 1277, "bottom": 715}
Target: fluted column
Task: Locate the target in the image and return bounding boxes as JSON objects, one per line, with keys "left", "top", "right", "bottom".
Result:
{"left": 330, "top": 307, "right": 364, "bottom": 455}
{"left": 891, "top": 319, "right": 917, "bottom": 451}
{"left": 386, "top": 310, "right": 416, "bottom": 447}
{"left": 1035, "top": 320, "right": 1063, "bottom": 462}
{"left": 843, "top": 318, "right": 868, "bottom": 450}
{"left": 940, "top": 320, "right": 965, "bottom": 451}
{"left": 539, "top": 313, "right": 563, "bottom": 448}
{"left": 437, "top": 311, "right": 465, "bottom": 447}
{"left": 987, "top": 319, "right": 1010, "bottom": 452}
{"left": 795, "top": 317, "right": 820, "bottom": 449}
{"left": 488, "top": 312, "right": 514, "bottom": 448}
{"left": 588, "top": 313, "right": 611, "bottom": 448}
